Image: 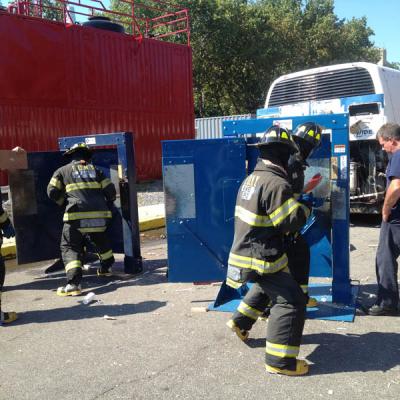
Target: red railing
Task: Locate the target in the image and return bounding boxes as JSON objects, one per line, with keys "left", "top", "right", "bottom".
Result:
{"left": 6, "top": 0, "right": 190, "bottom": 45}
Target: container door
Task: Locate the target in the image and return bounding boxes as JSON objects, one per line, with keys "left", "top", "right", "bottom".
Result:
{"left": 9, "top": 150, "right": 123, "bottom": 265}
{"left": 163, "top": 138, "right": 246, "bottom": 282}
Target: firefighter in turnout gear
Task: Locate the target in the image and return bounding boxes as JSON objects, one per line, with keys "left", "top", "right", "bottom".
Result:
{"left": 287, "top": 122, "right": 322, "bottom": 308}
{"left": 0, "top": 202, "right": 17, "bottom": 324}
{"left": 228, "top": 123, "right": 322, "bottom": 330}
{"left": 47, "top": 143, "right": 117, "bottom": 296}
{"left": 226, "top": 126, "right": 311, "bottom": 376}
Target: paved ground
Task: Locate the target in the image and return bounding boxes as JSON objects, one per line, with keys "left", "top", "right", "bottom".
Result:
{"left": 1, "top": 216, "right": 400, "bottom": 400}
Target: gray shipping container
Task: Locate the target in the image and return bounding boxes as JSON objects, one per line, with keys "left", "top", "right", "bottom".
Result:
{"left": 195, "top": 114, "right": 254, "bottom": 139}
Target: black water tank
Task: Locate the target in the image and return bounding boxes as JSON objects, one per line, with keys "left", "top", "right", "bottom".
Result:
{"left": 83, "top": 16, "right": 125, "bottom": 34}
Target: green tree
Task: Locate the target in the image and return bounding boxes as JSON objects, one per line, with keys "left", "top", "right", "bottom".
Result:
{"left": 110, "top": 0, "right": 381, "bottom": 116}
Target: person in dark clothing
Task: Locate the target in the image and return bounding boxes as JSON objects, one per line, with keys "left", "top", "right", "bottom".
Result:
{"left": 286, "top": 122, "right": 322, "bottom": 307}
{"left": 0, "top": 202, "right": 17, "bottom": 324}
{"left": 47, "top": 143, "right": 117, "bottom": 296}
{"left": 368, "top": 123, "right": 400, "bottom": 316}
{"left": 226, "top": 126, "right": 312, "bottom": 376}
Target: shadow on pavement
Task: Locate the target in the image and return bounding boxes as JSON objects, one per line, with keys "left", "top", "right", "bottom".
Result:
{"left": 7, "top": 301, "right": 166, "bottom": 326}
{"left": 6, "top": 258, "right": 168, "bottom": 293}
{"left": 303, "top": 332, "right": 400, "bottom": 375}
{"left": 350, "top": 214, "right": 381, "bottom": 228}
{"left": 246, "top": 331, "right": 400, "bottom": 374}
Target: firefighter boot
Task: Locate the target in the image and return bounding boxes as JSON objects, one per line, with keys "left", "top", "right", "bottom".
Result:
{"left": 57, "top": 283, "right": 82, "bottom": 297}
{"left": 0, "top": 311, "right": 18, "bottom": 324}
{"left": 266, "top": 359, "right": 309, "bottom": 376}
{"left": 306, "top": 297, "right": 318, "bottom": 308}
{"left": 226, "top": 319, "right": 249, "bottom": 341}
{"left": 97, "top": 267, "right": 112, "bottom": 277}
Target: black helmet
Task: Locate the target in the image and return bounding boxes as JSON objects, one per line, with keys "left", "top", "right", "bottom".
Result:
{"left": 63, "top": 142, "right": 92, "bottom": 157}
{"left": 292, "top": 122, "right": 322, "bottom": 149}
{"left": 258, "top": 125, "right": 298, "bottom": 154}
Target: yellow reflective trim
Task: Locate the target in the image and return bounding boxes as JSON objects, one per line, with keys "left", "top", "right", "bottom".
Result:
{"left": 316, "top": 133, "right": 321, "bottom": 140}
{"left": 226, "top": 278, "right": 244, "bottom": 289}
{"left": 66, "top": 182, "right": 101, "bottom": 192}
{"left": 99, "top": 249, "right": 113, "bottom": 260}
{"left": 235, "top": 206, "right": 273, "bottom": 227}
{"left": 50, "top": 177, "right": 63, "bottom": 190}
{"left": 237, "top": 302, "right": 263, "bottom": 320}
{"left": 228, "top": 253, "right": 288, "bottom": 275}
{"left": 78, "top": 227, "right": 107, "bottom": 233}
{"left": 101, "top": 178, "right": 112, "bottom": 189}
{"left": 63, "top": 211, "right": 112, "bottom": 221}
{"left": 65, "top": 260, "right": 82, "bottom": 272}
{"left": 281, "top": 132, "right": 289, "bottom": 139}
{"left": 307, "top": 130, "right": 315, "bottom": 137}
{"left": 266, "top": 341, "right": 299, "bottom": 358}
{"left": 0, "top": 212, "right": 8, "bottom": 224}
{"left": 269, "top": 198, "right": 301, "bottom": 226}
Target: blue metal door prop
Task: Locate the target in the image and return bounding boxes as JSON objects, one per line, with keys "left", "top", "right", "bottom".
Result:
{"left": 10, "top": 132, "right": 142, "bottom": 274}
{"left": 58, "top": 132, "right": 142, "bottom": 274}
{"left": 163, "top": 114, "right": 357, "bottom": 321}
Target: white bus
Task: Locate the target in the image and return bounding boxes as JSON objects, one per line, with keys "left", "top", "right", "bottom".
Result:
{"left": 260, "top": 62, "right": 400, "bottom": 213}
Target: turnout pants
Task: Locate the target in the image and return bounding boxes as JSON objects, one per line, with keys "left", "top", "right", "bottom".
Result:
{"left": 232, "top": 270, "right": 307, "bottom": 370}
{"left": 232, "top": 235, "right": 309, "bottom": 334}
{"left": 61, "top": 223, "right": 115, "bottom": 285}
{"left": 375, "top": 221, "right": 400, "bottom": 310}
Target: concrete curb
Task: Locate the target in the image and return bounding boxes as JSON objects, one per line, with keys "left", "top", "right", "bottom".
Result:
{"left": 1, "top": 203, "right": 166, "bottom": 259}
{"left": 138, "top": 203, "right": 165, "bottom": 232}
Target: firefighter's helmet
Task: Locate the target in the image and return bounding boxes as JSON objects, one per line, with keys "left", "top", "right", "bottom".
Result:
{"left": 63, "top": 142, "right": 92, "bottom": 157}
{"left": 292, "top": 122, "right": 322, "bottom": 149}
{"left": 258, "top": 125, "right": 298, "bottom": 154}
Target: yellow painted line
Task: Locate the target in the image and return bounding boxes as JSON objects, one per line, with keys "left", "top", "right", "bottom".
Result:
{"left": 139, "top": 216, "right": 165, "bottom": 231}
{"left": 138, "top": 204, "right": 165, "bottom": 232}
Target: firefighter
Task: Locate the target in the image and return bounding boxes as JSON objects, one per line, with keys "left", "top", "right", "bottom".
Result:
{"left": 286, "top": 122, "right": 322, "bottom": 307}
{"left": 226, "top": 126, "right": 311, "bottom": 376}
{"left": 0, "top": 202, "right": 17, "bottom": 324}
{"left": 47, "top": 143, "right": 117, "bottom": 296}
{"left": 227, "top": 123, "right": 322, "bottom": 330}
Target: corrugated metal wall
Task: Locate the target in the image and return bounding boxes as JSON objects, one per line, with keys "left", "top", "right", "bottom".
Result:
{"left": 0, "top": 12, "right": 194, "bottom": 183}
{"left": 195, "top": 114, "right": 253, "bottom": 139}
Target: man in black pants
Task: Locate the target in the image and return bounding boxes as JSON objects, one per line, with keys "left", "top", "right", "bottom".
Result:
{"left": 286, "top": 122, "right": 322, "bottom": 307}
{"left": 0, "top": 202, "right": 17, "bottom": 324}
{"left": 227, "top": 123, "right": 322, "bottom": 330}
{"left": 226, "top": 126, "right": 311, "bottom": 376}
{"left": 47, "top": 143, "right": 117, "bottom": 296}
{"left": 369, "top": 123, "right": 400, "bottom": 316}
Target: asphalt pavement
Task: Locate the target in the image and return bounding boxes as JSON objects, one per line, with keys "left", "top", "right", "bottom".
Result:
{"left": 1, "top": 218, "right": 399, "bottom": 400}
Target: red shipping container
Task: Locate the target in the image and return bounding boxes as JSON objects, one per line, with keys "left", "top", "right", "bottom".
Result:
{"left": 0, "top": 3, "right": 194, "bottom": 182}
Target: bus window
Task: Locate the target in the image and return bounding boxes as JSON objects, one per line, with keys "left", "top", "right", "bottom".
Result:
{"left": 349, "top": 103, "right": 379, "bottom": 116}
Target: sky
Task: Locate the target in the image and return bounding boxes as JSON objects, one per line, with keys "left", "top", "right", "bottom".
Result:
{"left": 334, "top": 0, "right": 400, "bottom": 63}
